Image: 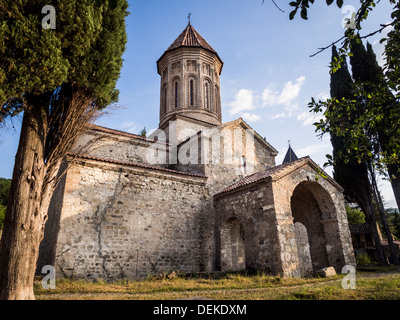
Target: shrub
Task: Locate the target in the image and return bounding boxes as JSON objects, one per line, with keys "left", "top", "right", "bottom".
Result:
{"left": 356, "top": 252, "right": 373, "bottom": 265}
{"left": 0, "top": 203, "right": 6, "bottom": 230}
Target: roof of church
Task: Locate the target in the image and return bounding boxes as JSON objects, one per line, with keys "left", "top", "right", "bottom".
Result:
{"left": 215, "top": 156, "right": 343, "bottom": 197}
{"left": 158, "top": 23, "right": 223, "bottom": 67}
{"left": 282, "top": 146, "right": 299, "bottom": 164}
{"left": 166, "top": 23, "right": 217, "bottom": 53}
{"left": 87, "top": 124, "right": 171, "bottom": 146}
{"left": 67, "top": 153, "right": 207, "bottom": 179}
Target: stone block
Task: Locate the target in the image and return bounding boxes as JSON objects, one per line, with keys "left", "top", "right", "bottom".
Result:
{"left": 315, "top": 267, "right": 336, "bottom": 278}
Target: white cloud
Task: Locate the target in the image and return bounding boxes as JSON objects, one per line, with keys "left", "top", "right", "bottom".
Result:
{"left": 277, "top": 76, "right": 306, "bottom": 105}
{"left": 242, "top": 112, "right": 261, "bottom": 122}
{"left": 228, "top": 76, "right": 306, "bottom": 123}
{"left": 271, "top": 112, "right": 293, "bottom": 120}
{"left": 296, "top": 140, "right": 331, "bottom": 158}
{"left": 317, "top": 91, "right": 329, "bottom": 101}
{"left": 297, "top": 111, "right": 324, "bottom": 127}
{"left": 262, "top": 76, "right": 306, "bottom": 107}
{"left": 228, "top": 89, "right": 256, "bottom": 115}
{"left": 262, "top": 88, "right": 277, "bottom": 106}
{"left": 118, "top": 121, "right": 140, "bottom": 134}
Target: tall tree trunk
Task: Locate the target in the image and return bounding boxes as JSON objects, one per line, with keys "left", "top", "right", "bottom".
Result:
{"left": 0, "top": 99, "right": 50, "bottom": 300}
{"left": 356, "top": 183, "right": 388, "bottom": 267}
{"left": 370, "top": 166, "right": 399, "bottom": 265}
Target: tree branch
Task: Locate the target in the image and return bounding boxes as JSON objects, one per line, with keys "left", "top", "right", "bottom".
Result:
{"left": 310, "top": 22, "right": 395, "bottom": 58}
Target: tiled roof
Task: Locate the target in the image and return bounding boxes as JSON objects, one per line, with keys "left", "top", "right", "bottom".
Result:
{"left": 216, "top": 157, "right": 310, "bottom": 196}
{"left": 166, "top": 23, "right": 218, "bottom": 54}
{"left": 158, "top": 24, "right": 223, "bottom": 69}
{"left": 87, "top": 124, "right": 170, "bottom": 146}
{"left": 67, "top": 153, "right": 206, "bottom": 179}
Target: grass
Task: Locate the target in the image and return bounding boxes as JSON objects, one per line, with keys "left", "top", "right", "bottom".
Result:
{"left": 34, "top": 266, "right": 400, "bottom": 300}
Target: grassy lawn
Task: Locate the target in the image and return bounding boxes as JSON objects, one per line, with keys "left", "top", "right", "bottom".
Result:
{"left": 34, "top": 266, "right": 400, "bottom": 300}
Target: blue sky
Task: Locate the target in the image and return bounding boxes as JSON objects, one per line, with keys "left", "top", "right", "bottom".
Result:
{"left": 0, "top": 0, "right": 396, "bottom": 207}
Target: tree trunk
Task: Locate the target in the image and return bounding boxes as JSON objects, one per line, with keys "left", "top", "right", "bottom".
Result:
{"left": 356, "top": 183, "right": 388, "bottom": 267}
{"left": 370, "top": 167, "right": 399, "bottom": 265}
{"left": 0, "top": 101, "right": 50, "bottom": 300}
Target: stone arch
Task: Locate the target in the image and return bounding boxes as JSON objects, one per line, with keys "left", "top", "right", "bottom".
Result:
{"left": 290, "top": 180, "right": 345, "bottom": 272}
{"left": 220, "top": 217, "right": 246, "bottom": 272}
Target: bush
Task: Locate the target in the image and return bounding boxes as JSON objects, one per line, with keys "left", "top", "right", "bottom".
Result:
{"left": 346, "top": 205, "right": 366, "bottom": 224}
{"left": 356, "top": 252, "right": 373, "bottom": 265}
{"left": 0, "top": 203, "right": 5, "bottom": 230}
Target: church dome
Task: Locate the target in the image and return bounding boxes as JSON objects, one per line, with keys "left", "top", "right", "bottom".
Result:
{"left": 157, "top": 23, "right": 224, "bottom": 128}
{"left": 157, "top": 23, "right": 223, "bottom": 72}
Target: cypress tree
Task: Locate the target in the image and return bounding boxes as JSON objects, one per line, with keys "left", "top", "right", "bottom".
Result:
{"left": 329, "top": 45, "right": 387, "bottom": 266}
{"left": 0, "top": 0, "right": 128, "bottom": 299}
{"left": 349, "top": 38, "right": 399, "bottom": 264}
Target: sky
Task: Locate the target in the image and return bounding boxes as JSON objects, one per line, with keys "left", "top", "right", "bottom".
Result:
{"left": 0, "top": 0, "right": 396, "bottom": 207}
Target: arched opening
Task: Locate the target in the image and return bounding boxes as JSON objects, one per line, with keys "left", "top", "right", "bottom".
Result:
{"left": 291, "top": 182, "right": 330, "bottom": 272}
{"left": 220, "top": 217, "right": 246, "bottom": 272}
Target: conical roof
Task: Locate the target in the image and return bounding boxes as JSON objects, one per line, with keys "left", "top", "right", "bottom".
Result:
{"left": 157, "top": 23, "right": 223, "bottom": 69}
{"left": 282, "top": 146, "right": 299, "bottom": 164}
{"left": 166, "top": 23, "right": 218, "bottom": 54}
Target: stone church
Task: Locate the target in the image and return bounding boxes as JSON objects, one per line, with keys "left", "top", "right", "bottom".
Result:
{"left": 38, "top": 23, "right": 355, "bottom": 280}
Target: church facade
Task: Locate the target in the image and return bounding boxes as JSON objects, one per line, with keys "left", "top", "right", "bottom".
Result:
{"left": 38, "top": 23, "right": 355, "bottom": 280}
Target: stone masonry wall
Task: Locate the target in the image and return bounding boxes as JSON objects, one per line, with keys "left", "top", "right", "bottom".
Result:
{"left": 71, "top": 130, "right": 168, "bottom": 168}
{"left": 41, "top": 159, "right": 211, "bottom": 280}
{"left": 214, "top": 180, "right": 283, "bottom": 275}
{"left": 271, "top": 163, "right": 356, "bottom": 276}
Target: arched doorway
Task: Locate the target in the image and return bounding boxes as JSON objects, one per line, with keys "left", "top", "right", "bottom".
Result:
{"left": 291, "top": 182, "right": 330, "bottom": 273}
{"left": 220, "top": 217, "right": 246, "bottom": 272}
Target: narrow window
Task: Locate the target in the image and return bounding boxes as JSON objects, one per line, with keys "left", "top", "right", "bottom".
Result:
{"left": 190, "top": 80, "right": 194, "bottom": 106}
{"left": 163, "top": 86, "right": 167, "bottom": 114}
{"left": 205, "top": 82, "right": 209, "bottom": 109}
{"left": 175, "top": 82, "right": 179, "bottom": 108}
{"left": 241, "top": 156, "right": 247, "bottom": 174}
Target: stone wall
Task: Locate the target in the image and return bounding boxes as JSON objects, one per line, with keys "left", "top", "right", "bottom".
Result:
{"left": 214, "top": 180, "right": 283, "bottom": 275}
{"left": 72, "top": 129, "right": 168, "bottom": 168}
{"left": 39, "top": 158, "right": 212, "bottom": 280}
{"left": 270, "top": 163, "right": 356, "bottom": 276}
{"left": 175, "top": 121, "right": 277, "bottom": 195}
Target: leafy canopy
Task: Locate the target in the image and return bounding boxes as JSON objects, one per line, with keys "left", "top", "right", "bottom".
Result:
{"left": 0, "top": 0, "right": 129, "bottom": 121}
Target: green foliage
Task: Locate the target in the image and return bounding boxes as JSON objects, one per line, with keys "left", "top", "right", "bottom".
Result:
{"left": 356, "top": 252, "right": 373, "bottom": 265}
{"left": 0, "top": 0, "right": 129, "bottom": 118}
{"left": 0, "top": 178, "right": 11, "bottom": 206}
{"left": 289, "top": 0, "right": 344, "bottom": 21}
{"left": 0, "top": 203, "right": 5, "bottom": 229}
{"left": 0, "top": 178, "right": 11, "bottom": 229}
{"left": 309, "top": 36, "right": 400, "bottom": 178}
{"left": 139, "top": 127, "right": 147, "bottom": 137}
{"left": 346, "top": 205, "right": 366, "bottom": 225}
{"left": 386, "top": 209, "right": 400, "bottom": 240}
